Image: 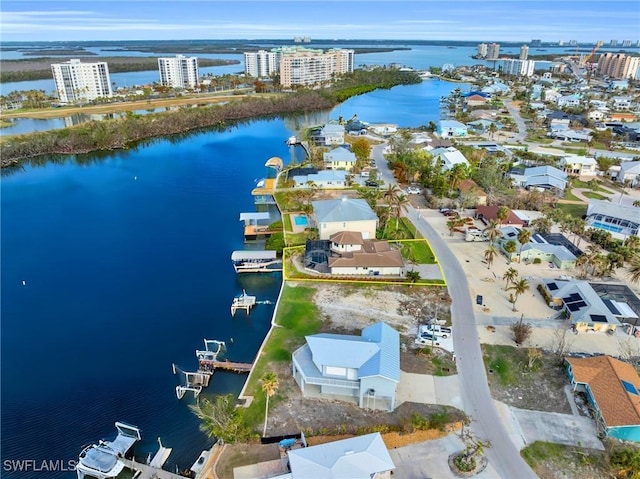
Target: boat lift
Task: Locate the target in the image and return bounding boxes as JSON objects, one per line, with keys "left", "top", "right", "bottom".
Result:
{"left": 172, "top": 363, "right": 210, "bottom": 400}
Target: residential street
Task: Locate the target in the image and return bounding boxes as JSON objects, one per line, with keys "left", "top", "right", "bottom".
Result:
{"left": 372, "top": 143, "right": 538, "bottom": 479}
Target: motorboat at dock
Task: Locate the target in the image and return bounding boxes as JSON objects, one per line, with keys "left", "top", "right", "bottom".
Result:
{"left": 231, "top": 250, "right": 282, "bottom": 273}
{"left": 76, "top": 422, "right": 141, "bottom": 479}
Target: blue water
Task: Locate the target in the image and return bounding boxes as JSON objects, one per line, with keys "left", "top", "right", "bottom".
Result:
{"left": 1, "top": 120, "right": 292, "bottom": 477}
{"left": 294, "top": 215, "right": 308, "bottom": 227}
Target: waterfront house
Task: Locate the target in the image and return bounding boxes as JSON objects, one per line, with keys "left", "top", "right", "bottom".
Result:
{"left": 464, "top": 93, "right": 490, "bottom": 108}
{"left": 369, "top": 124, "right": 398, "bottom": 135}
{"left": 293, "top": 169, "right": 347, "bottom": 189}
{"left": 312, "top": 197, "right": 378, "bottom": 240}
{"left": 430, "top": 146, "right": 469, "bottom": 170}
{"left": 323, "top": 148, "right": 357, "bottom": 171}
{"left": 542, "top": 279, "right": 620, "bottom": 333}
{"left": 284, "top": 433, "right": 395, "bottom": 478}
{"left": 292, "top": 322, "right": 400, "bottom": 411}
{"left": 320, "top": 123, "right": 345, "bottom": 145}
{"left": 566, "top": 355, "right": 640, "bottom": 442}
{"left": 327, "top": 231, "right": 404, "bottom": 276}
{"left": 439, "top": 120, "right": 468, "bottom": 137}
{"left": 586, "top": 199, "right": 639, "bottom": 240}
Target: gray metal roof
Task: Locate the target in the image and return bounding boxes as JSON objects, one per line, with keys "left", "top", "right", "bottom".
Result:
{"left": 312, "top": 197, "right": 378, "bottom": 224}
{"left": 522, "top": 243, "right": 576, "bottom": 261}
{"left": 360, "top": 322, "right": 400, "bottom": 382}
{"left": 231, "top": 250, "right": 277, "bottom": 261}
{"left": 586, "top": 199, "right": 640, "bottom": 225}
{"left": 287, "top": 433, "right": 395, "bottom": 479}
{"left": 239, "top": 212, "right": 271, "bottom": 221}
{"left": 543, "top": 279, "right": 620, "bottom": 325}
{"left": 323, "top": 148, "right": 356, "bottom": 163}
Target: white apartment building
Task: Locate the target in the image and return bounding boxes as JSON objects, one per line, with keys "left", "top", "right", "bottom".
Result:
{"left": 158, "top": 55, "right": 199, "bottom": 88}
{"left": 278, "top": 47, "right": 354, "bottom": 88}
{"left": 244, "top": 50, "right": 279, "bottom": 78}
{"left": 501, "top": 59, "right": 535, "bottom": 77}
{"left": 486, "top": 43, "right": 501, "bottom": 60}
{"left": 51, "top": 59, "right": 112, "bottom": 104}
{"left": 477, "top": 43, "right": 488, "bottom": 57}
{"left": 519, "top": 45, "right": 529, "bottom": 60}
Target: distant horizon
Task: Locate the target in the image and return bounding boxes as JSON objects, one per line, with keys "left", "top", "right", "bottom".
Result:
{"left": 1, "top": 1, "right": 638, "bottom": 43}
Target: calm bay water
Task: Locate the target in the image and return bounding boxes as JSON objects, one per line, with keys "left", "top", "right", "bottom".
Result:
{"left": 1, "top": 70, "right": 463, "bottom": 477}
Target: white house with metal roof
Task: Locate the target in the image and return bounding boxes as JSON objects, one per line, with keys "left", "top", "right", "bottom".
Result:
{"left": 542, "top": 279, "right": 620, "bottom": 333}
{"left": 292, "top": 170, "right": 347, "bottom": 189}
{"left": 323, "top": 148, "right": 357, "bottom": 171}
{"left": 312, "top": 197, "right": 378, "bottom": 240}
{"left": 282, "top": 433, "right": 395, "bottom": 479}
{"left": 320, "top": 123, "right": 345, "bottom": 145}
{"left": 430, "top": 146, "right": 469, "bottom": 171}
{"left": 560, "top": 155, "right": 598, "bottom": 176}
{"left": 292, "top": 322, "right": 400, "bottom": 411}
{"left": 586, "top": 199, "right": 640, "bottom": 240}
{"left": 509, "top": 165, "right": 568, "bottom": 190}
{"left": 617, "top": 161, "right": 640, "bottom": 187}
{"left": 439, "top": 120, "right": 468, "bottom": 137}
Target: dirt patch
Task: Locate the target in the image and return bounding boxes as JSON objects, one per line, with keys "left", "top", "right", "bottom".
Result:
{"left": 215, "top": 443, "right": 281, "bottom": 479}
{"left": 521, "top": 442, "right": 609, "bottom": 479}
{"left": 483, "top": 345, "right": 572, "bottom": 414}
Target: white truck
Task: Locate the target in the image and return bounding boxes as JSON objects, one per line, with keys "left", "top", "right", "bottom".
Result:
{"left": 419, "top": 324, "right": 452, "bottom": 338}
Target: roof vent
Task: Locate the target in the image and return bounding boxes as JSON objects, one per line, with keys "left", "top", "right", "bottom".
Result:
{"left": 344, "top": 450, "right": 354, "bottom": 455}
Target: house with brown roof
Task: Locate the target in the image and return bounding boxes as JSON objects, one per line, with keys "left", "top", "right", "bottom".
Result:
{"left": 566, "top": 355, "right": 640, "bottom": 442}
{"left": 458, "top": 179, "right": 488, "bottom": 206}
{"left": 328, "top": 231, "right": 404, "bottom": 276}
{"left": 608, "top": 112, "right": 637, "bottom": 123}
{"left": 475, "top": 205, "right": 524, "bottom": 227}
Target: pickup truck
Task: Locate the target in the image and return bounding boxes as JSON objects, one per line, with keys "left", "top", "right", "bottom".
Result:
{"left": 420, "top": 324, "right": 452, "bottom": 338}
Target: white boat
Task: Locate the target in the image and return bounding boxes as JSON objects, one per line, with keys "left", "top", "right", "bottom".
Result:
{"left": 76, "top": 422, "right": 141, "bottom": 479}
{"left": 286, "top": 135, "right": 298, "bottom": 145}
{"left": 231, "top": 250, "right": 282, "bottom": 273}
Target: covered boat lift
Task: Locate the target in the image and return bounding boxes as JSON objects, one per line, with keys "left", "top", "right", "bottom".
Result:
{"left": 231, "top": 250, "right": 282, "bottom": 273}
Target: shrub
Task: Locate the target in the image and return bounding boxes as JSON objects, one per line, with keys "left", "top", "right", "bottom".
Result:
{"left": 533, "top": 257, "right": 542, "bottom": 264}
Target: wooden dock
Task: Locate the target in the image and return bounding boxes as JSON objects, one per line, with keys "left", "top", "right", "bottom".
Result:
{"left": 199, "top": 359, "right": 253, "bottom": 373}
{"left": 122, "top": 455, "right": 185, "bottom": 479}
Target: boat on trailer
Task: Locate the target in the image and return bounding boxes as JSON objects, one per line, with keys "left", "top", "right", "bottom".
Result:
{"left": 76, "top": 422, "right": 141, "bottom": 479}
{"left": 231, "top": 250, "right": 282, "bottom": 273}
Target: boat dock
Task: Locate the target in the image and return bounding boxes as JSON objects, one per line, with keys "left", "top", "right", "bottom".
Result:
{"left": 231, "top": 250, "right": 282, "bottom": 273}
{"left": 231, "top": 290, "right": 256, "bottom": 315}
{"left": 122, "top": 457, "right": 184, "bottom": 479}
{"left": 199, "top": 359, "right": 253, "bottom": 373}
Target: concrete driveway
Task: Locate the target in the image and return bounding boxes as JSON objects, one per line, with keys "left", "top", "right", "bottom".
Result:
{"left": 396, "top": 372, "right": 463, "bottom": 410}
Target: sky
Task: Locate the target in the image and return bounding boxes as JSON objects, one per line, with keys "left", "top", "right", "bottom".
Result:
{"left": 1, "top": 0, "right": 639, "bottom": 43}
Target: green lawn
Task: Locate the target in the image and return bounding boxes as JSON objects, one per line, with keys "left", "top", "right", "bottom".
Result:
{"left": 563, "top": 189, "right": 582, "bottom": 202}
{"left": 582, "top": 191, "right": 608, "bottom": 200}
{"left": 556, "top": 203, "right": 587, "bottom": 218}
{"left": 395, "top": 240, "right": 437, "bottom": 264}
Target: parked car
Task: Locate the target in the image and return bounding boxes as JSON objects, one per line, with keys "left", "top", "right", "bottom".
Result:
{"left": 365, "top": 180, "right": 380, "bottom": 187}
{"left": 421, "top": 324, "right": 451, "bottom": 338}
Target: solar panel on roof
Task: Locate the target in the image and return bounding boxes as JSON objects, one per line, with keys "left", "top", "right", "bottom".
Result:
{"left": 548, "top": 283, "right": 558, "bottom": 291}
{"left": 567, "top": 301, "right": 587, "bottom": 312}
{"left": 622, "top": 380, "right": 638, "bottom": 396}
{"left": 603, "top": 299, "right": 621, "bottom": 315}
{"left": 563, "top": 293, "right": 582, "bottom": 303}
{"left": 590, "top": 314, "right": 608, "bottom": 322}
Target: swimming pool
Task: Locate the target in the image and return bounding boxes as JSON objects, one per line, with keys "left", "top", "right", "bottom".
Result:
{"left": 294, "top": 215, "right": 309, "bottom": 227}
{"left": 592, "top": 221, "right": 623, "bottom": 233}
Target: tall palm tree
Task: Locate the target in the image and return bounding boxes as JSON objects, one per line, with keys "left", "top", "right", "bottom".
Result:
{"left": 503, "top": 267, "right": 518, "bottom": 290}
{"left": 383, "top": 183, "right": 402, "bottom": 206}
{"left": 628, "top": 254, "right": 640, "bottom": 284}
{"left": 390, "top": 193, "right": 410, "bottom": 232}
{"left": 261, "top": 372, "right": 279, "bottom": 437}
{"left": 517, "top": 228, "right": 531, "bottom": 259}
{"left": 508, "top": 278, "right": 530, "bottom": 312}
{"left": 484, "top": 244, "right": 497, "bottom": 270}
{"left": 504, "top": 240, "right": 517, "bottom": 263}
{"left": 483, "top": 220, "right": 501, "bottom": 244}
{"left": 496, "top": 206, "right": 509, "bottom": 226}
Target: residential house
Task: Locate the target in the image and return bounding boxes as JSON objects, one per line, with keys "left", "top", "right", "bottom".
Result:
{"left": 557, "top": 94, "right": 581, "bottom": 108}
{"left": 327, "top": 231, "right": 404, "bottom": 276}
{"left": 608, "top": 112, "right": 637, "bottom": 122}
{"left": 323, "top": 148, "right": 357, "bottom": 171}
{"left": 509, "top": 165, "right": 568, "bottom": 190}
{"left": 458, "top": 179, "right": 488, "bottom": 206}
{"left": 320, "top": 123, "right": 345, "bottom": 145}
{"left": 543, "top": 89, "right": 562, "bottom": 103}
{"left": 517, "top": 243, "right": 577, "bottom": 269}
{"left": 566, "top": 356, "right": 640, "bottom": 442}
{"left": 609, "top": 79, "right": 630, "bottom": 90}
{"left": 284, "top": 433, "right": 395, "bottom": 478}
{"left": 439, "top": 120, "right": 468, "bottom": 137}
{"left": 588, "top": 110, "right": 606, "bottom": 122}
{"left": 586, "top": 199, "right": 639, "bottom": 240}
{"left": 313, "top": 197, "right": 378, "bottom": 240}
{"left": 430, "top": 146, "right": 469, "bottom": 170}
{"left": 467, "top": 119, "right": 500, "bottom": 133}
{"left": 542, "top": 279, "right": 620, "bottom": 333}
{"left": 481, "top": 82, "right": 510, "bottom": 95}
{"left": 475, "top": 205, "right": 525, "bottom": 227}
{"left": 617, "top": 161, "right": 640, "bottom": 187}
{"left": 293, "top": 170, "right": 347, "bottom": 189}
{"left": 611, "top": 96, "right": 632, "bottom": 110}
{"left": 464, "top": 93, "right": 490, "bottom": 108}
{"left": 292, "top": 322, "right": 401, "bottom": 410}
{"left": 561, "top": 155, "right": 598, "bottom": 176}
{"left": 369, "top": 124, "right": 398, "bottom": 135}
{"left": 549, "top": 129, "right": 593, "bottom": 143}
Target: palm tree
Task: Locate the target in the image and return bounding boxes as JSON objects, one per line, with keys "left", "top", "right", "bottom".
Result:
{"left": 628, "top": 254, "right": 640, "bottom": 284}
{"left": 483, "top": 220, "right": 501, "bottom": 244}
{"left": 390, "top": 193, "right": 410, "bottom": 232}
{"left": 530, "top": 216, "right": 552, "bottom": 234}
{"left": 488, "top": 122, "right": 498, "bottom": 139}
{"left": 508, "top": 278, "right": 530, "bottom": 312}
{"left": 504, "top": 240, "right": 517, "bottom": 263}
{"left": 496, "top": 206, "right": 509, "bottom": 226}
{"left": 484, "top": 244, "right": 497, "bottom": 270}
{"left": 261, "top": 372, "right": 279, "bottom": 437}
{"left": 503, "top": 267, "right": 518, "bottom": 290}
{"left": 517, "top": 229, "right": 531, "bottom": 259}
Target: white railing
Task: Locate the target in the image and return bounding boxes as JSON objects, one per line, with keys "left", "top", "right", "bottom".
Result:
{"left": 303, "top": 376, "right": 359, "bottom": 389}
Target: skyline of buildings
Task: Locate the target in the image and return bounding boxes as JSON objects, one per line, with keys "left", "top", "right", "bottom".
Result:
{"left": 51, "top": 58, "right": 112, "bottom": 103}
{"left": 597, "top": 52, "right": 640, "bottom": 80}
{"left": 158, "top": 55, "right": 199, "bottom": 89}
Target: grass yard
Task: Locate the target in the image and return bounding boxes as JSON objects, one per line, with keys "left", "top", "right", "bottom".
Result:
{"left": 556, "top": 203, "right": 587, "bottom": 218}
{"left": 395, "top": 239, "right": 436, "bottom": 264}
{"left": 521, "top": 441, "right": 608, "bottom": 479}
{"left": 563, "top": 189, "right": 583, "bottom": 202}
{"left": 582, "top": 191, "right": 609, "bottom": 201}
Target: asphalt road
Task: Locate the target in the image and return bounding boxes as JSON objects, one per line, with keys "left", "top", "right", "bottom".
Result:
{"left": 373, "top": 144, "right": 537, "bottom": 479}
